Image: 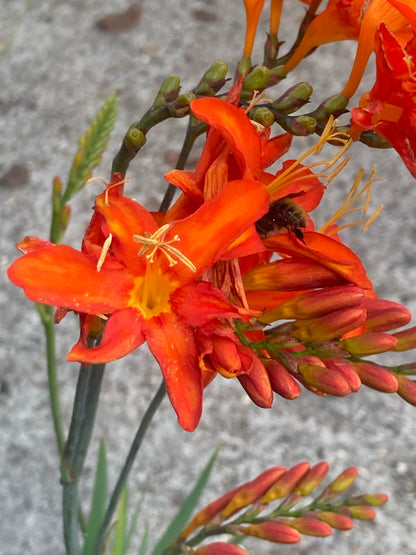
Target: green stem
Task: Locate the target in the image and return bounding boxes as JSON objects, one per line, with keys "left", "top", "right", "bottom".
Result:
{"left": 62, "top": 363, "right": 105, "bottom": 554}
{"left": 93, "top": 380, "right": 167, "bottom": 555}
{"left": 37, "top": 304, "right": 65, "bottom": 454}
{"left": 159, "top": 118, "right": 206, "bottom": 213}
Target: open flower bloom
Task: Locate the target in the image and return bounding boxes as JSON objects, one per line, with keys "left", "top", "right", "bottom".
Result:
{"left": 8, "top": 176, "right": 270, "bottom": 431}
{"left": 350, "top": 22, "right": 416, "bottom": 176}
{"left": 284, "top": 0, "right": 414, "bottom": 98}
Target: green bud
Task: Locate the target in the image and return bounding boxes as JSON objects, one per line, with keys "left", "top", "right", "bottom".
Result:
{"left": 243, "top": 65, "right": 270, "bottom": 91}
{"left": 124, "top": 127, "right": 146, "bottom": 149}
{"left": 237, "top": 56, "right": 252, "bottom": 77}
{"left": 267, "top": 66, "right": 287, "bottom": 86}
{"left": 170, "top": 92, "right": 196, "bottom": 117}
{"left": 195, "top": 60, "right": 228, "bottom": 96}
{"left": 249, "top": 106, "right": 275, "bottom": 127}
{"left": 309, "top": 93, "right": 349, "bottom": 123}
{"left": 273, "top": 82, "right": 313, "bottom": 115}
{"left": 274, "top": 113, "right": 317, "bottom": 136}
{"left": 52, "top": 176, "right": 63, "bottom": 199}
{"left": 60, "top": 204, "right": 71, "bottom": 235}
{"left": 359, "top": 131, "right": 392, "bottom": 149}
{"left": 153, "top": 74, "right": 181, "bottom": 109}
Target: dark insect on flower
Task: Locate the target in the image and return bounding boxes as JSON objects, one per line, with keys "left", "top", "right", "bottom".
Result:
{"left": 255, "top": 195, "right": 307, "bottom": 242}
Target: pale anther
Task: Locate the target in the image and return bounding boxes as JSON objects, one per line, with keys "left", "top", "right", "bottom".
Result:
{"left": 97, "top": 233, "right": 113, "bottom": 272}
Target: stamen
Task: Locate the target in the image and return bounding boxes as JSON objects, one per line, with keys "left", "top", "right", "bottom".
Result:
{"left": 319, "top": 165, "right": 383, "bottom": 234}
{"left": 133, "top": 224, "right": 197, "bottom": 272}
{"left": 267, "top": 116, "right": 351, "bottom": 197}
{"left": 96, "top": 233, "right": 112, "bottom": 272}
{"left": 86, "top": 176, "right": 130, "bottom": 206}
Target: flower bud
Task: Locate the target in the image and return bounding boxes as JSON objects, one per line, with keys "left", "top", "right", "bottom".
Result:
{"left": 269, "top": 285, "right": 364, "bottom": 321}
{"left": 238, "top": 351, "right": 273, "bottom": 408}
{"left": 236, "top": 56, "right": 252, "bottom": 77}
{"left": 317, "top": 511, "right": 354, "bottom": 530}
{"left": 153, "top": 74, "right": 180, "bottom": 108}
{"left": 293, "top": 307, "right": 366, "bottom": 342}
{"left": 242, "top": 521, "right": 301, "bottom": 543}
{"left": 344, "top": 493, "right": 388, "bottom": 507}
{"left": 272, "top": 82, "right": 313, "bottom": 115}
{"left": 324, "top": 358, "right": 361, "bottom": 392}
{"left": 170, "top": 92, "right": 196, "bottom": 117}
{"left": 193, "top": 543, "right": 249, "bottom": 555}
{"left": 308, "top": 93, "right": 348, "bottom": 123}
{"left": 298, "top": 364, "right": 351, "bottom": 396}
{"left": 318, "top": 467, "right": 358, "bottom": 503}
{"left": 263, "top": 359, "right": 301, "bottom": 399}
{"left": 221, "top": 466, "right": 286, "bottom": 518}
{"left": 393, "top": 326, "right": 416, "bottom": 351}
{"left": 353, "top": 362, "right": 398, "bottom": 393}
{"left": 249, "top": 106, "right": 275, "bottom": 127}
{"left": 274, "top": 113, "right": 317, "bottom": 136}
{"left": 346, "top": 506, "right": 377, "bottom": 520}
{"left": 124, "top": 127, "right": 146, "bottom": 149}
{"left": 262, "top": 462, "right": 310, "bottom": 503}
{"left": 340, "top": 332, "right": 397, "bottom": 356}
{"left": 358, "top": 130, "right": 392, "bottom": 149}
{"left": 279, "top": 517, "right": 332, "bottom": 537}
{"left": 52, "top": 175, "right": 63, "bottom": 199}
{"left": 396, "top": 374, "right": 416, "bottom": 406}
{"left": 295, "top": 461, "right": 329, "bottom": 496}
{"left": 243, "top": 65, "right": 270, "bottom": 91}
{"left": 363, "top": 298, "right": 411, "bottom": 333}
{"left": 195, "top": 60, "right": 229, "bottom": 96}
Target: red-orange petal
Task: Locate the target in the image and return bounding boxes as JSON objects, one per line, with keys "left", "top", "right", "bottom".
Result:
{"left": 67, "top": 307, "right": 145, "bottom": 363}
{"left": 143, "top": 311, "right": 203, "bottom": 432}
{"left": 8, "top": 245, "right": 132, "bottom": 313}
{"left": 191, "top": 98, "right": 262, "bottom": 179}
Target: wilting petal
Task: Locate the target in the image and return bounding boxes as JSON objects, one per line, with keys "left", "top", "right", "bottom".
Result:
{"left": 143, "top": 311, "right": 202, "bottom": 432}
{"left": 67, "top": 307, "right": 145, "bottom": 363}
{"left": 191, "top": 98, "right": 262, "bottom": 179}
{"left": 7, "top": 245, "right": 132, "bottom": 313}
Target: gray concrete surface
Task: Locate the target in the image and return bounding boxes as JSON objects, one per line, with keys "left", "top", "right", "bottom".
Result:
{"left": 2, "top": 1, "right": 416, "bottom": 554}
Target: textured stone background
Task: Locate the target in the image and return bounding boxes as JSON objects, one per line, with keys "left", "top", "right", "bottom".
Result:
{"left": 1, "top": 1, "right": 416, "bottom": 554}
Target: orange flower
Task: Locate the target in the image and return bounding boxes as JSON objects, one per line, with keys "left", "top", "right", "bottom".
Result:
{"left": 284, "top": 0, "right": 414, "bottom": 98}
{"left": 350, "top": 22, "right": 416, "bottom": 176}
{"left": 8, "top": 175, "right": 269, "bottom": 431}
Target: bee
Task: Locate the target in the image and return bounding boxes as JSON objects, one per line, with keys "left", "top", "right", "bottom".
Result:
{"left": 255, "top": 194, "right": 307, "bottom": 242}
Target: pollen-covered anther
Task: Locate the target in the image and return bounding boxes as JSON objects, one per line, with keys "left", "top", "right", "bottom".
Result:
{"left": 96, "top": 233, "right": 113, "bottom": 272}
{"left": 133, "top": 224, "right": 197, "bottom": 272}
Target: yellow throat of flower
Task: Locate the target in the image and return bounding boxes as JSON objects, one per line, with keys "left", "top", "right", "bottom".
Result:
{"left": 129, "top": 258, "right": 172, "bottom": 319}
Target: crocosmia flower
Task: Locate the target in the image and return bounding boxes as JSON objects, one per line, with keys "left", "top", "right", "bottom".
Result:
{"left": 8, "top": 175, "right": 269, "bottom": 431}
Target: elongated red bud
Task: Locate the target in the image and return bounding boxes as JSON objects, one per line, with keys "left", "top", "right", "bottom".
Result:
{"left": 317, "top": 511, "right": 354, "bottom": 530}
{"left": 396, "top": 374, "right": 416, "bottom": 406}
{"left": 262, "top": 462, "right": 310, "bottom": 503}
{"left": 295, "top": 461, "right": 329, "bottom": 496}
{"left": 346, "top": 506, "right": 377, "bottom": 520}
{"left": 264, "top": 359, "right": 301, "bottom": 399}
{"left": 298, "top": 364, "right": 351, "bottom": 396}
{"left": 324, "top": 358, "right": 361, "bottom": 392}
{"left": 293, "top": 307, "right": 367, "bottom": 342}
{"left": 279, "top": 517, "right": 332, "bottom": 537}
{"left": 340, "top": 332, "right": 397, "bottom": 356}
{"left": 353, "top": 362, "right": 398, "bottom": 393}
{"left": 241, "top": 521, "right": 301, "bottom": 543}
{"left": 221, "top": 466, "right": 286, "bottom": 518}
{"left": 393, "top": 326, "right": 416, "bottom": 351}
{"left": 363, "top": 298, "right": 411, "bottom": 332}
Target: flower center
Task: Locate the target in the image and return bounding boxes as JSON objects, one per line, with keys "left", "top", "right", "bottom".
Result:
{"left": 129, "top": 259, "right": 171, "bottom": 319}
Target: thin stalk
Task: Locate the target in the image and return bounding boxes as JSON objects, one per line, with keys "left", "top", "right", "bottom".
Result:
{"left": 92, "top": 380, "right": 167, "bottom": 555}
{"left": 37, "top": 304, "right": 65, "bottom": 454}
{"left": 62, "top": 363, "right": 105, "bottom": 554}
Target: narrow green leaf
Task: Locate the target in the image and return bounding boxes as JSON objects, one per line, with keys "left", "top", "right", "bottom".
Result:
{"left": 138, "top": 527, "right": 149, "bottom": 555}
{"left": 83, "top": 440, "right": 108, "bottom": 555}
{"left": 112, "top": 486, "right": 128, "bottom": 555}
{"left": 64, "top": 92, "right": 119, "bottom": 203}
{"left": 152, "top": 445, "right": 222, "bottom": 555}
{"left": 125, "top": 496, "right": 145, "bottom": 554}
